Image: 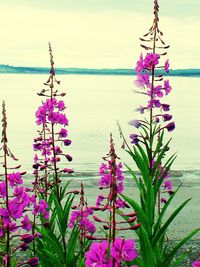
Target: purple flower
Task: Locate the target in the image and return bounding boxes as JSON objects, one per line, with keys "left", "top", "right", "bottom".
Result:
{"left": 27, "top": 257, "right": 39, "bottom": 266}
{"left": 163, "top": 180, "right": 173, "bottom": 191}
{"left": 7, "top": 172, "right": 23, "bottom": 187}
{"left": 110, "top": 238, "right": 137, "bottom": 262}
{"left": 19, "top": 242, "right": 30, "bottom": 251}
{"left": 96, "top": 195, "right": 105, "bottom": 207}
{"left": 59, "top": 128, "right": 68, "bottom": 138}
{"left": 165, "top": 122, "right": 175, "bottom": 132}
{"left": 21, "top": 234, "right": 35, "bottom": 244}
{"left": 144, "top": 53, "right": 160, "bottom": 69}
{"left": 21, "top": 215, "right": 32, "bottom": 231}
{"left": 160, "top": 197, "right": 167, "bottom": 204}
{"left": 85, "top": 241, "right": 111, "bottom": 267}
{"left": 69, "top": 208, "right": 96, "bottom": 234}
{"left": 135, "top": 53, "right": 144, "bottom": 72}
{"left": 163, "top": 114, "right": 172, "bottom": 121}
{"left": 162, "top": 104, "right": 170, "bottom": 111}
{"left": 63, "top": 168, "right": 74, "bottom": 173}
{"left": 193, "top": 261, "right": 200, "bottom": 267}
{"left": 35, "top": 106, "right": 46, "bottom": 125}
{"left": 0, "top": 182, "right": 6, "bottom": 198}
{"left": 164, "top": 59, "right": 170, "bottom": 73}
{"left": 148, "top": 99, "right": 161, "bottom": 108}
{"left": 57, "top": 100, "right": 65, "bottom": 110}
{"left": 154, "top": 85, "right": 164, "bottom": 98}
{"left": 116, "top": 199, "right": 127, "bottom": 208}
{"left": 130, "top": 134, "right": 139, "bottom": 145}
{"left": 164, "top": 80, "right": 172, "bottom": 95}
{"left": 65, "top": 154, "right": 73, "bottom": 162}
{"left": 128, "top": 120, "right": 141, "bottom": 128}
{"left": 117, "top": 182, "right": 124, "bottom": 193}
{"left": 135, "top": 106, "right": 146, "bottom": 114}
{"left": 134, "top": 73, "right": 150, "bottom": 88}
{"left": 0, "top": 228, "right": 4, "bottom": 237}
{"left": 63, "top": 139, "right": 72, "bottom": 146}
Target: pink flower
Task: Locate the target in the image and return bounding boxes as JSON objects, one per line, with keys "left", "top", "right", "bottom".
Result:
{"left": 144, "top": 53, "right": 160, "bottom": 69}
{"left": 164, "top": 59, "right": 170, "bottom": 73}
{"left": 134, "top": 73, "right": 150, "bottom": 88}
{"left": 135, "top": 53, "right": 144, "bottom": 72}
{"left": 35, "top": 106, "right": 46, "bottom": 125}
{"left": 148, "top": 99, "right": 161, "bottom": 108}
{"left": 21, "top": 215, "right": 32, "bottom": 231}
{"left": 21, "top": 234, "right": 35, "bottom": 244}
{"left": 0, "top": 182, "right": 6, "bottom": 198}
{"left": 59, "top": 128, "right": 68, "bottom": 138}
{"left": 7, "top": 172, "right": 23, "bottom": 187}
{"left": 193, "top": 261, "right": 200, "bottom": 267}
{"left": 154, "top": 85, "right": 164, "bottom": 98}
{"left": 27, "top": 257, "right": 39, "bottom": 266}
{"left": 96, "top": 195, "right": 105, "bottom": 207}
{"left": 110, "top": 238, "right": 137, "bottom": 262}
{"left": 164, "top": 80, "right": 172, "bottom": 95}
{"left": 85, "top": 241, "right": 111, "bottom": 267}
{"left": 163, "top": 180, "right": 172, "bottom": 191}
{"left": 57, "top": 100, "right": 65, "bottom": 110}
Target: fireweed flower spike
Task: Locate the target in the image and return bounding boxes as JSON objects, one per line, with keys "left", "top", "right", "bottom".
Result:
{"left": 117, "top": 1, "right": 199, "bottom": 266}
{"left": 69, "top": 182, "right": 96, "bottom": 244}
{"left": 131, "top": 0, "right": 175, "bottom": 204}
{"left": 85, "top": 134, "right": 139, "bottom": 267}
{"left": 33, "top": 42, "right": 73, "bottom": 200}
{"left": 0, "top": 102, "right": 42, "bottom": 267}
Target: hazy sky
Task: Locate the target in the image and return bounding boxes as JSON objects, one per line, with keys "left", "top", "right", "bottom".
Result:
{"left": 0, "top": 0, "right": 200, "bottom": 68}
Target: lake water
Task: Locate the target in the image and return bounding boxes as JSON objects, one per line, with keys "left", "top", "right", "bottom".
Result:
{"left": 0, "top": 74, "right": 200, "bottom": 181}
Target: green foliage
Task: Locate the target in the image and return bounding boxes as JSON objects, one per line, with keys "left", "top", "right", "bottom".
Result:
{"left": 122, "top": 136, "right": 200, "bottom": 267}
{"left": 35, "top": 183, "right": 89, "bottom": 267}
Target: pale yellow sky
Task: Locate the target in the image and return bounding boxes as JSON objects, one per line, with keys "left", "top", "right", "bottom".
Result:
{"left": 0, "top": 2, "right": 200, "bottom": 68}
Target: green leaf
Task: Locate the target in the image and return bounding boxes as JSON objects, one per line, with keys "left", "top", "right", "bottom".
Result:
{"left": 138, "top": 226, "right": 156, "bottom": 267}
{"left": 153, "top": 185, "right": 181, "bottom": 236}
{"left": 122, "top": 194, "right": 151, "bottom": 234}
{"left": 170, "top": 253, "right": 189, "bottom": 267}
{"left": 38, "top": 248, "right": 63, "bottom": 267}
{"left": 163, "top": 228, "right": 200, "bottom": 266}
{"left": 137, "top": 144, "right": 149, "bottom": 167}
{"left": 152, "top": 198, "right": 191, "bottom": 246}
{"left": 153, "top": 130, "right": 164, "bottom": 158}
{"left": 151, "top": 139, "right": 171, "bottom": 177}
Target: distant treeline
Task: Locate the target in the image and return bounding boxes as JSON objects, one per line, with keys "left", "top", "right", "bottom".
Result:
{"left": 0, "top": 64, "right": 200, "bottom": 76}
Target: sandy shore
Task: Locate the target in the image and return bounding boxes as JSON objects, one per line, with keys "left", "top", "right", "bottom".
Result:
{"left": 68, "top": 177, "right": 200, "bottom": 241}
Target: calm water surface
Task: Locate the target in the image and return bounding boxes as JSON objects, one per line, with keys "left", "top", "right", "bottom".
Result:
{"left": 0, "top": 74, "right": 200, "bottom": 176}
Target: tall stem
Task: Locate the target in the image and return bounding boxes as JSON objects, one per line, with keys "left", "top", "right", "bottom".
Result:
{"left": 2, "top": 102, "right": 10, "bottom": 267}
{"left": 49, "top": 43, "right": 60, "bottom": 201}
{"left": 149, "top": 17, "right": 157, "bottom": 173}
{"left": 109, "top": 134, "right": 117, "bottom": 267}
{"left": 43, "top": 126, "right": 48, "bottom": 200}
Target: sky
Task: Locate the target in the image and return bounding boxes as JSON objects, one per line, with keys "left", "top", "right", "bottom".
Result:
{"left": 0, "top": 0, "right": 200, "bottom": 69}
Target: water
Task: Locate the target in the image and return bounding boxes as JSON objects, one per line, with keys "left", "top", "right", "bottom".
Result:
{"left": 0, "top": 74, "right": 200, "bottom": 179}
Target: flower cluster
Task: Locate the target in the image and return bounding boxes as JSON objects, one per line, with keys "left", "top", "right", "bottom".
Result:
{"left": 84, "top": 135, "right": 139, "bottom": 267}
{"left": 98, "top": 161, "right": 127, "bottom": 208}
{"left": 85, "top": 238, "right": 138, "bottom": 267}
{"left": 0, "top": 101, "right": 48, "bottom": 266}
{"left": 128, "top": 4, "right": 175, "bottom": 205}
{"left": 131, "top": 51, "right": 175, "bottom": 137}
{"left": 32, "top": 43, "right": 73, "bottom": 199}
{"left": 69, "top": 183, "right": 96, "bottom": 243}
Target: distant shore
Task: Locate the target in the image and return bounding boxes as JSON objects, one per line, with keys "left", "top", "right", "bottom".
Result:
{"left": 1, "top": 64, "right": 200, "bottom": 76}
